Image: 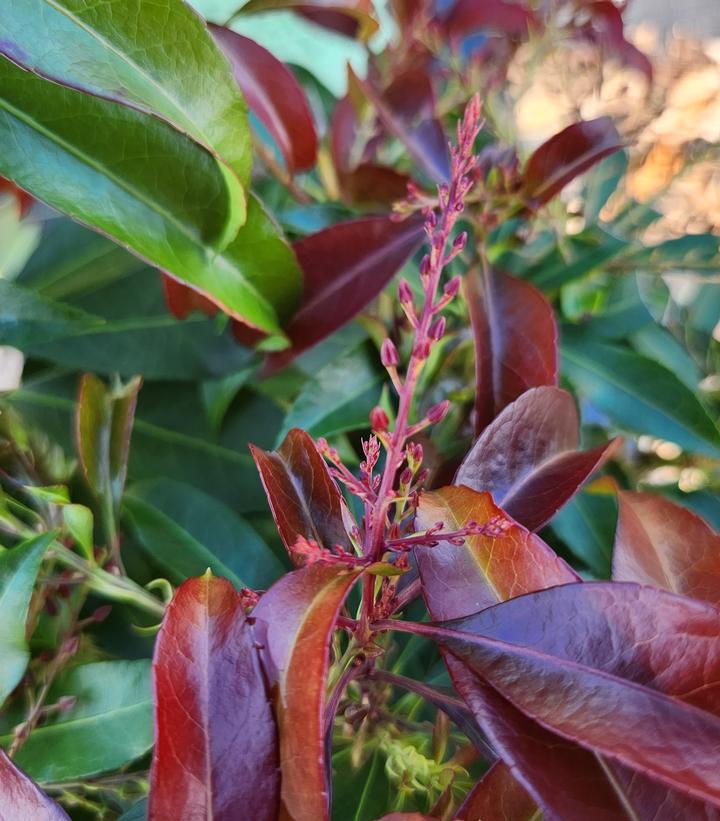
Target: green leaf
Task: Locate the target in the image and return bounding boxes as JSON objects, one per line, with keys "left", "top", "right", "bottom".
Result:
{"left": 631, "top": 324, "right": 702, "bottom": 391}
{"left": 62, "top": 505, "right": 94, "bottom": 562}
{"left": 0, "top": 532, "right": 54, "bottom": 707}
{"left": 0, "top": 59, "right": 300, "bottom": 334}
{"left": 550, "top": 490, "right": 617, "bottom": 577}
{"left": 230, "top": 11, "right": 367, "bottom": 97}
{"left": 561, "top": 333, "right": 720, "bottom": 457}
{"left": 3, "top": 660, "right": 152, "bottom": 782}
{"left": 124, "top": 479, "right": 284, "bottom": 587}
{"left": 584, "top": 150, "right": 628, "bottom": 225}
{"left": 276, "top": 345, "right": 382, "bottom": 444}
{"left": 0, "top": 0, "right": 252, "bottom": 232}
{"left": 77, "top": 374, "right": 141, "bottom": 514}
{"left": 0, "top": 280, "right": 103, "bottom": 348}
{"left": 118, "top": 798, "right": 147, "bottom": 821}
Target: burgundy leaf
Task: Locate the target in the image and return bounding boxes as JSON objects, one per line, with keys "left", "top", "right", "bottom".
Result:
{"left": 240, "top": 0, "right": 379, "bottom": 40}
{"left": 466, "top": 267, "right": 558, "bottom": 433}
{"left": 330, "top": 95, "right": 410, "bottom": 206}
{"left": 209, "top": 25, "right": 318, "bottom": 175}
{"left": 613, "top": 491, "right": 720, "bottom": 605}
{"left": 161, "top": 272, "right": 219, "bottom": 320}
{"left": 439, "top": 583, "right": 720, "bottom": 807}
{"left": 415, "top": 485, "right": 577, "bottom": 620}
{"left": 250, "top": 427, "right": 352, "bottom": 559}
{"left": 252, "top": 564, "right": 362, "bottom": 821}
{"left": 456, "top": 387, "right": 621, "bottom": 530}
{"left": 443, "top": 0, "right": 540, "bottom": 40}
{"left": 521, "top": 117, "right": 624, "bottom": 207}
{"left": 267, "top": 214, "right": 424, "bottom": 369}
{"left": 360, "top": 69, "right": 450, "bottom": 183}
{"left": 455, "top": 760, "right": 536, "bottom": 821}
{"left": 149, "top": 573, "right": 279, "bottom": 821}
{"left": 580, "top": 2, "right": 653, "bottom": 82}
{"left": 0, "top": 749, "right": 69, "bottom": 820}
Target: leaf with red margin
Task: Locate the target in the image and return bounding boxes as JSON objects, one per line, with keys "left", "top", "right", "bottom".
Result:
{"left": 161, "top": 272, "right": 219, "bottom": 320}
{"left": 442, "top": 0, "right": 540, "bottom": 40}
{"left": 613, "top": 491, "right": 720, "bottom": 605}
{"left": 0, "top": 177, "right": 33, "bottom": 217}
{"left": 466, "top": 267, "right": 558, "bottom": 434}
{"left": 416, "top": 486, "right": 717, "bottom": 819}
{"left": 580, "top": 2, "right": 653, "bottom": 83}
{"left": 250, "top": 427, "right": 352, "bottom": 558}
{"left": 149, "top": 573, "right": 279, "bottom": 821}
{"left": 252, "top": 564, "right": 363, "bottom": 821}
{"left": 455, "top": 760, "right": 536, "bottom": 821}
{"left": 0, "top": 749, "right": 69, "bottom": 820}
{"left": 267, "top": 214, "right": 424, "bottom": 370}
{"left": 415, "top": 486, "right": 578, "bottom": 619}
{"left": 521, "top": 117, "right": 624, "bottom": 207}
{"left": 437, "top": 583, "right": 720, "bottom": 807}
{"left": 456, "top": 387, "right": 621, "bottom": 530}
{"left": 360, "top": 69, "right": 450, "bottom": 183}
{"left": 209, "top": 25, "right": 318, "bottom": 175}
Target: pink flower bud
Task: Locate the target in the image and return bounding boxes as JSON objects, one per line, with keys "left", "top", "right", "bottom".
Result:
{"left": 427, "top": 399, "right": 450, "bottom": 425}
{"left": 429, "top": 317, "right": 446, "bottom": 341}
{"left": 58, "top": 696, "right": 77, "bottom": 713}
{"left": 419, "top": 254, "right": 431, "bottom": 277}
{"left": 370, "top": 406, "right": 389, "bottom": 433}
{"left": 453, "top": 231, "right": 467, "bottom": 251}
{"left": 444, "top": 276, "right": 461, "bottom": 300}
{"left": 400, "top": 467, "right": 413, "bottom": 486}
{"left": 398, "top": 278, "right": 414, "bottom": 306}
{"left": 380, "top": 338, "right": 399, "bottom": 368}
{"left": 92, "top": 605, "right": 112, "bottom": 623}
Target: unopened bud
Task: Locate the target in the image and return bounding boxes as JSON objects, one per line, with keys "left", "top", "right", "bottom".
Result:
{"left": 400, "top": 467, "right": 413, "bottom": 486}
{"left": 62, "top": 635, "right": 80, "bottom": 658}
{"left": 427, "top": 400, "right": 450, "bottom": 425}
{"left": 419, "top": 254, "right": 431, "bottom": 278}
{"left": 444, "top": 276, "right": 461, "bottom": 300}
{"left": 58, "top": 696, "right": 77, "bottom": 713}
{"left": 370, "top": 406, "right": 389, "bottom": 433}
{"left": 381, "top": 338, "right": 399, "bottom": 368}
{"left": 92, "top": 605, "right": 112, "bottom": 623}
{"left": 398, "top": 278, "right": 414, "bottom": 306}
{"left": 429, "top": 317, "right": 446, "bottom": 341}
{"left": 453, "top": 231, "right": 467, "bottom": 251}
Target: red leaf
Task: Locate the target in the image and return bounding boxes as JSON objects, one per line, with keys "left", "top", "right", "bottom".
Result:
{"left": 456, "top": 387, "right": 621, "bottom": 530}
{"left": 0, "top": 176, "right": 34, "bottom": 217}
{"left": 466, "top": 267, "right": 558, "bottom": 433}
{"left": 455, "top": 760, "right": 535, "bottom": 821}
{"left": 415, "top": 486, "right": 577, "bottom": 620}
{"left": 149, "top": 573, "right": 279, "bottom": 821}
{"left": 267, "top": 214, "right": 424, "bottom": 369}
{"left": 240, "top": 0, "right": 379, "bottom": 40}
{"left": 580, "top": 2, "right": 653, "bottom": 83}
{"left": 360, "top": 69, "right": 450, "bottom": 183}
{"left": 0, "top": 749, "right": 69, "bottom": 820}
{"left": 209, "top": 25, "right": 318, "bottom": 175}
{"left": 439, "top": 583, "right": 720, "bottom": 806}
{"left": 443, "top": 0, "right": 540, "bottom": 40}
{"left": 250, "top": 427, "right": 352, "bottom": 559}
{"left": 521, "top": 117, "right": 623, "bottom": 207}
{"left": 161, "top": 272, "right": 219, "bottom": 320}
{"left": 252, "top": 564, "right": 362, "bottom": 821}
{"left": 613, "top": 491, "right": 720, "bottom": 605}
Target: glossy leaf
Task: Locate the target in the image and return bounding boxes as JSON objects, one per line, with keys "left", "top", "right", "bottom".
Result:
{"left": 467, "top": 267, "right": 558, "bottom": 433}
{"left": 250, "top": 428, "right": 351, "bottom": 557}
{"left": 276, "top": 344, "right": 382, "bottom": 443}
{"left": 456, "top": 387, "right": 620, "bottom": 530}
{"left": 124, "top": 478, "right": 284, "bottom": 588}
{"left": 562, "top": 333, "right": 720, "bottom": 457}
{"left": 0, "top": 532, "right": 53, "bottom": 707}
{"left": 6, "top": 661, "right": 152, "bottom": 782}
{"left": 267, "top": 214, "right": 424, "bottom": 369}
{"left": 149, "top": 574, "right": 279, "bottom": 820}
{"left": 0, "top": 0, "right": 251, "bottom": 232}
{"left": 360, "top": 69, "right": 450, "bottom": 183}
{"left": 76, "top": 373, "right": 141, "bottom": 514}
{"left": 443, "top": 0, "right": 539, "bottom": 40}
{"left": 439, "top": 583, "right": 720, "bottom": 806}
{"left": 522, "top": 118, "right": 624, "bottom": 207}
{"left": 613, "top": 491, "right": 720, "bottom": 605}
{"left": 253, "top": 564, "right": 363, "bottom": 821}
{"left": 415, "top": 486, "right": 577, "bottom": 620}
{"left": 455, "top": 761, "right": 536, "bottom": 821}
{"left": 0, "top": 59, "right": 300, "bottom": 334}
{"left": 209, "top": 24, "right": 318, "bottom": 174}
{"left": 0, "top": 749, "right": 68, "bottom": 820}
